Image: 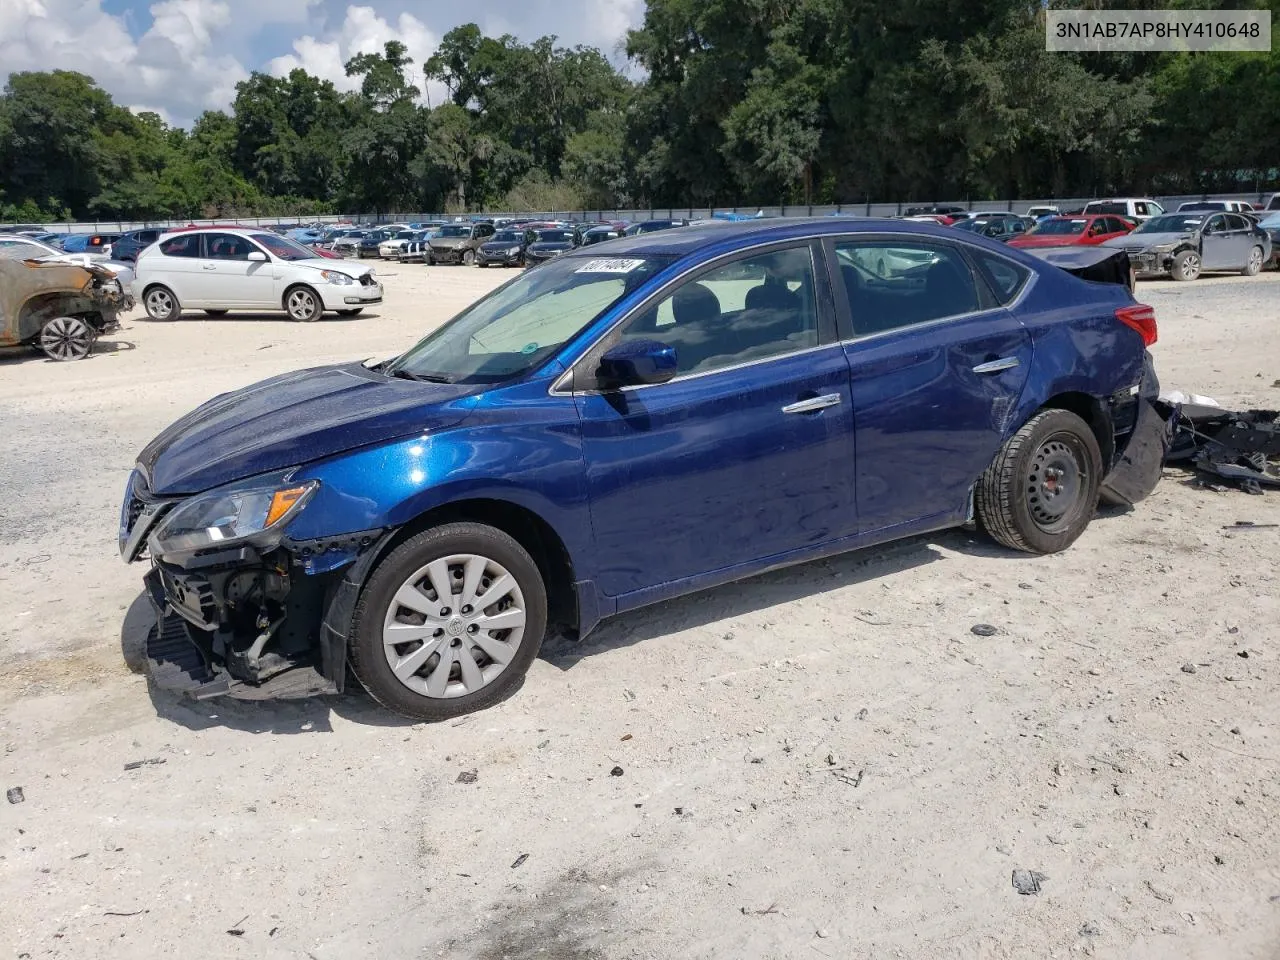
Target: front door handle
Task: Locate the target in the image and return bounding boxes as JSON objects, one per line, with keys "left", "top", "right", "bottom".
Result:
{"left": 782, "top": 393, "right": 842, "bottom": 414}
{"left": 973, "top": 357, "right": 1020, "bottom": 374}
{"left": 202, "top": 263, "right": 217, "bottom": 270}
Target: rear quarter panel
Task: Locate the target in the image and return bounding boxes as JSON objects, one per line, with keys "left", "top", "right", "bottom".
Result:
{"left": 1005, "top": 260, "right": 1147, "bottom": 433}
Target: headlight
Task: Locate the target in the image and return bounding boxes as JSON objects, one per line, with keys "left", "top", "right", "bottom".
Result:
{"left": 149, "top": 474, "right": 318, "bottom": 558}
{"left": 1150, "top": 242, "right": 1178, "bottom": 253}
{"left": 321, "top": 270, "right": 354, "bottom": 285}
{"left": 508, "top": 247, "right": 520, "bottom": 255}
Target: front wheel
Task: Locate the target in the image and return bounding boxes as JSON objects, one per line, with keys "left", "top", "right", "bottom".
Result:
{"left": 1242, "top": 245, "right": 1264, "bottom": 277}
{"left": 284, "top": 286, "right": 323, "bottom": 322}
{"left": 39, "top": 316, "right": 97, "bottom": 361}
{"left": 1171, "top": 249, "right": 1201, "bottom": 281}
{"left": 348, "top": 523, "right": 548, "bottom": 720}
{"left": 975, "top": 409, "right": 1102, "bottom": 555}
{"left": 143, "top": 285, "right": 180, "bottom": 321}
{"left": 462, "top": 249, "right": 475, "bottom": 266}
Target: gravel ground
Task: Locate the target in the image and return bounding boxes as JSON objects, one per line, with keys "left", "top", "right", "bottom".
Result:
{"left": 1, "top": 263, "right": 1279, "bottom": 959}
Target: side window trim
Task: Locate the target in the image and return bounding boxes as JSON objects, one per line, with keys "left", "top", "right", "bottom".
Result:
{"left": 566, "top": 238, "right": 835, "bottom": 393}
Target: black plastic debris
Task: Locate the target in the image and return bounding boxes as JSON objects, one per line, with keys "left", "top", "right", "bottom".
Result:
{"left": 610, "top": 766, "right": 624, "bottom": 777}
{"left": 1012, "top": 869, "right": 1047, "bottom": 895}
{"left": 511, "top": 853, "right": 529, "bottom": 869}
{"left": 6, "top": 787, "right": 24, "bottom": 804}
{"left": 1162, "top": 397, "right": 1280, "bottom": 493}
{"left": 123, "top": 758, "right": 166, "bottom": 771}
{"left": 456, "top": 770, "right": 478, "bottom": 784}
{"left": 971, "top": 624, "right": 999, "bottom": 637}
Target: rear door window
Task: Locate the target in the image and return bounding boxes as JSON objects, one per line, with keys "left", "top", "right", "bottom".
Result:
{"left": 834, "top": 241, "right": 982, "bottom": 336}
{"left": 973, "top": 251, "right": 1030, "bottom": 305}
{"left": 159, "top": 234, "right": 202, "bottom": 258}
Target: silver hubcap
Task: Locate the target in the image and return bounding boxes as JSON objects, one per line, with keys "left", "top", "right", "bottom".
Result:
{"left": 1249, "top": 249, "right": 1262, "bottom": 271}
{"left": 287, "top": 289, "right": 316, "bottom": 319}
{"left": 40, "top": 316, "right": 93, "bottom": 360}
{"left": 146, "top": 289, "right": 173, "bottom": 318}
{"left": 382, "top": 553, "right": 526, "bottom": 699}
{"left": 1181, "top": 255, "right": 1199, "bottom": 279}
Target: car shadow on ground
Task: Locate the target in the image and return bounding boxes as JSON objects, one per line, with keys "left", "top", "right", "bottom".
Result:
{"left": 132, "top": 311, "right": 378, "bottom": 324}
{"left": 0, "top": 338, "right": 137, "bottom": 365}
{"left": 122, "top": 513, "right": 1135, "bottom": 732}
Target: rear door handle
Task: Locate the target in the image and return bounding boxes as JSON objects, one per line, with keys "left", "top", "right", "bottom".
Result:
{"left": 972, "top": 357, "right": 1020, "bottom": 374}
{"left": 202, "top": 263, "right": 217, "bottom": 270}
{"left": 782, "top": 393, "right": 842, "bottom": 414}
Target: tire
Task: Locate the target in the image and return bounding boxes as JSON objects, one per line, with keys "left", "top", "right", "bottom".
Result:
{"left": 1242, "top": 245, "right": 1264, "bottom": 277}
{"left": 1171, "top": 249, "right": 1201, "bottom": 281}
{"left": 284, "top": 285, "right": 323, "bottom": 322}
{"left": 975, "top": 409, "right": 1103, "bottom": 555}
{"left": 478, "top": 261, "right": 488, "bottom": 268}
{"left": 348, "top": 523, "right": 548, "bottom": 720}
{"left": 204, "top": 309, "right": 228, "bottom": 317}
{"left": 143, "top": 285, "right": 180, "bottom": 321}
{"left": 39, "top": 316, "right": 97, "bottom": 361}
{"left": 427, "top": 254, "right": 435, "bottom": 265}
{"left": 336, "top": 308, "right": 363, "bottom": 317}
{"left": 462, "top": 249, "right": 475, "bottom": 266}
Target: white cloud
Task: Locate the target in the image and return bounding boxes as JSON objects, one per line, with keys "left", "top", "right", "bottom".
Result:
{"left": 268, "top": 5, "right": 449, "bottom": 107}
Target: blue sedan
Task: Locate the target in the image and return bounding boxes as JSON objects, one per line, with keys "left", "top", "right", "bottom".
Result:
{"left": 119, "top": 219, "right": 1167, "bottom": 719}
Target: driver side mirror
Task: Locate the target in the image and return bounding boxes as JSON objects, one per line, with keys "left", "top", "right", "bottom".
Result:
{"left": 598, "top": 339, "right": 678, "bottom": 388}
{"left": 247, "top": 251, "right": 268, "bottom": 262}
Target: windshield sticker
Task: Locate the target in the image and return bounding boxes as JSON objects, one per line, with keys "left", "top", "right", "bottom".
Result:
{"left": 575, "top": 258, "right": 646, "bottom": 274}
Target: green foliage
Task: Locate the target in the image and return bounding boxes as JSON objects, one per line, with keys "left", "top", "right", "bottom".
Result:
{"left": 2, "top": 8, "right": 1278, "bottom": 220}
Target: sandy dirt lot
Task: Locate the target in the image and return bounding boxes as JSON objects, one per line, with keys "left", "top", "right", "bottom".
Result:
{"left": 1, "top": 261, "right": 1279, "bottom": 960}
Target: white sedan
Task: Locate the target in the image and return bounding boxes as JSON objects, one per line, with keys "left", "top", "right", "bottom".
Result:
{"left": 377, "top": 230, "right": 417, "bottom": 259}
{"left": 132, "top": 229, "right": 383, "bottom": 322}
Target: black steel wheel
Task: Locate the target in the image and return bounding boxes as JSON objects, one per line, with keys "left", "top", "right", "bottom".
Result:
{"left": 975, "top": 409, "right": 1102, "bottom": 554}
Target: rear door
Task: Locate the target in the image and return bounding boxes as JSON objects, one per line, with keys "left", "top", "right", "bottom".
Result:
{"left": 1223, "top": 213, "right": 1256, "bottom": 267}
{"left": 576, "top": 241, "right": 856, "bottom": 597}
{"left": 151, "top": 233, "right": 204, "bottom": 304}
{"left": 829, "top": 236, "right": 1033, "bottom": 532}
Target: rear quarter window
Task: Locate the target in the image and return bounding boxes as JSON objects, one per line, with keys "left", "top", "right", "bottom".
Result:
{"left": 974, "top": 251, "right": 1030, "bottom": 305}
{"left": 159, "top": 234, "right": 201, "bottom": 258}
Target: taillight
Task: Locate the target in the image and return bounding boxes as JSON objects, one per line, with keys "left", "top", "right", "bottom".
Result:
{"left": 1115, "top": 303, "right": 1157, "bottom": 346}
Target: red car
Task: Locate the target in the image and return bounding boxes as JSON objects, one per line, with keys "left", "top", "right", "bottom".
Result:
{"left": 1008, "top": 214, "right": 1135, "bottom": 248}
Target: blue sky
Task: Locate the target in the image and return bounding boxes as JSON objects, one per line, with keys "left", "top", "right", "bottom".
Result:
{"left": 1, "top": 0, "right": 645, "bottom": 127}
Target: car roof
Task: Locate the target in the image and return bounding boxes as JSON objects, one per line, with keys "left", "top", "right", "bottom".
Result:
{"left": 560, "top": 216, "right": 1000, "bottom": 258}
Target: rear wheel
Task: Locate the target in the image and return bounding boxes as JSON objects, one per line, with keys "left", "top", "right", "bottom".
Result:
{"left": 39, "top": 316, "right": 97, "bottom": 361}
{"left": 284, "top": 286, "right": 323, "bottom": 322}
{"left": 1242, "top": 245, "right": 1264, "bottom": 277}
{"left": 1171, "top": 249, "right": 1201, "bottom": 281}
{"left": 349, "top": 523, "right": 548, "bottom": 720}
{"left": 975, "top": 409, "right": 1102, "bottom": 554}
{"left": 143, "top": 285, "right": 180, "bottom": 321}
{"left": 204, "top": 309, "right": 228, "bottom": 317}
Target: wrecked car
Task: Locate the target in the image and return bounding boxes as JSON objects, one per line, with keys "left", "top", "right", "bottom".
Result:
{"left": 120, "top": 219, "right": 1170, "bottom": 720}
{"left": 1103, "top": 211, "right": 1271, "bottom": 281}
{"left": 0, "top": 257, "right": 130, "bottom": 361}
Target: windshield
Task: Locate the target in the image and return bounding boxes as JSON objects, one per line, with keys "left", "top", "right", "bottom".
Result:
{"left": 386, "top": 254, "right": 675, "bottom": 385}
{"left": 1029, "top": 218, "right": 1088, "bottom": 236}
{"left": 1085, "top": 202, "right": 1127, "bottom": 215}
{"left": 953, "top": 218, "right": 997, "bottom": 233}
{"left": 535, "top": 229, "right": 574, "bottom": 243}
{"left": 1178, "top": 202, "right": 1222, "bottom": 211}
{"left": 438, "top": 225, "right": 471, "bottom": 238}
{"left": 395, "top": 231, "right": 414, "bottom": 240}
{"left": 1136, "top": 214, "right": 1204, "bottom": 233}
{"left": 491, "top": 231, "right": 522, "bottom": 243}
{"left": 252, "top": 233, "right": 318, "bottom": 261}
{"left": 1259, "top": 213, "right": 1280, "bottom": 228}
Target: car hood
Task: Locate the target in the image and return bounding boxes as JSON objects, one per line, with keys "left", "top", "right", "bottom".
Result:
{"left": 429, "top": 237, "right": 469, "bottom": 248}
{"left": 137, "top": 362, "right": 474, "bottom": 496}
{"left": 291, "top": 259, "right": 371, "bottom": 279}
{"left": 1104, "top": 232, "right": 1193, "bottom": 251}
{"left": 480, "top": 241, "right": 521, "bottom": 252}
{"left": 527, "top": 242, "right": 573, "bottom": 255}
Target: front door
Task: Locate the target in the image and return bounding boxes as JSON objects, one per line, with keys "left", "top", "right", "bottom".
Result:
{"left": 197, "top": 232, "right": 277, "bottom": 307}
{"left": 828, "top": 237, "right": 1034, "bottom": 532}
{"left": 576, "top": 242, "right": 856, "bottom": 598}
{"left": 1199, "top": 214, "right": 1234, "bottom": 269}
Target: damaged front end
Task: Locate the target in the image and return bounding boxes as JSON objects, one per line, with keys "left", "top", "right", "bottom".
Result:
{"left": 120, "top": 469, "right": 384, "bottom": 700}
